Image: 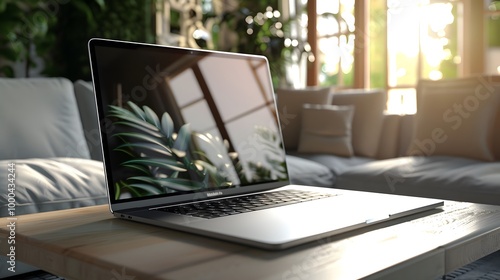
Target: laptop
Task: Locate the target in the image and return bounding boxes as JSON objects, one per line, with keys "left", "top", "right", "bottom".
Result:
{"left": 88, "top": 38, "right": 443, "bottom": 250}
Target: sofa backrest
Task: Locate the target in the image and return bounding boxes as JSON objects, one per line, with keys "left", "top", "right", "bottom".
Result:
{"left": 408, "top": 75, "right": 500, "bottom": 161}
{"left": 74, "top": 80, "right": 103, "bottom": 161}
{"left": 0, "top": 78, "right": 91, "bottom": 160}
{"left": 331, "top": 89, "right": 387, "bottom": 158}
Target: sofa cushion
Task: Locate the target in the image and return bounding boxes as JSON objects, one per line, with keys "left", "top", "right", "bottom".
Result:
{"left": 289, "top": 152, "right": 375, "bottom": 177}
{"left": 0, "top": 78, "right": 91, "bottom": 160}
{"left": 331, "top": 89, "right": 387, "bottom": 158}
{"left": 276, "top": 87, "right": 331, "bottom": 150}
{"left": 377, "top": 114, "right": 401, "bottom": 159}
{"left": 286, "top": 155, "right": 335, "bottom": 187}
{"left": 74, "top": 80, "right": 103, "bottom": 161}
{"left": 409, "top": 77, "right": 500, "bottom": 161}
{"left": 398, "top": 114, "right": 416, "bottom": 157}
{"left": 0, "top": 158, "right": 107, "bottom": 216}
{"left": 336, "top": 156, "right": 500, "bottom": 205}
{"left": 298, "top": 104, "right": 354, "bottom": 157}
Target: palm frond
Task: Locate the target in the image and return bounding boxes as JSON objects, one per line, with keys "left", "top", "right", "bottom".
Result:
{"left": 126, "top": 101, "right": 146, "bottom": 121}
{"left": 143, "top": 105, "right": 161, "bottom": 128}
{"left": 109, "top": 101, "right": 237, "bottom": 195}
{"left": 114, "top": 121, "right": 164, "bottom": 138}
{"left": 113, "top": 132, "right": 171, "bottom": 152}
{"left": 161, "top": 112, "right": 174, "bottom": 139}
{"left": 116, "top": 142, "right": 172, "bottom": 157}
{"left": 123, "top": 158, "right": 187, "bottom": 172}
{"left": 172, "top": 123, "right": 191, "bottom": 157}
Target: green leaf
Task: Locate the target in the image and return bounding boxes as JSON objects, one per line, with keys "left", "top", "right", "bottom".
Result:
{"left": 117, "top": 142, "right": 172, "bottom": 156}
{"left": 114, "top": 121, "right": 164, "bottom": 138}
{"left": 113, "top": 148, "right": 135, "bottom": 157}
{"left": 128, "top": 176, "right": 158, "bottom": 184}
{"left": 110, "top": 113, "right": 160, "bottom": 132}
{"left": 127, "top": 183, "right": 163, "bottom": 195}
{"left": 160, "top": 112, "right": 174, "bottom": 139}
{"left": 114, "top": 182, "right": 122, "bottom": 200}
{"left": 109, "top": 105, "right": 139, "bottom": 118}
{"left": 123, "top": 158, "right": 187, "bottom": 172}
{"left": 143, "top": 105, "right": 161, "bottom": 128}
{"left": 94, "top": 0, "right": 106, "bottom": 9}
{"left": 127, "top": 101, "right": 146, "bottom": 121}
{"left": 122, "top": 164, "right": 151, "bottom": 175}
{"left": 121, "top": 183, "right": 142, "bottom": 197}
{"left": 114, "top": 132, "right": 170, "bottom": 151}
{"left": 173, "top": 123, "right": 191, "bottom": 157}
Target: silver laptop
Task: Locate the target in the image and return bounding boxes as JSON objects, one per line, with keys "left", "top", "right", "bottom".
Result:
{"left": 88, "top": 38, "right": 443, "bottom": 250}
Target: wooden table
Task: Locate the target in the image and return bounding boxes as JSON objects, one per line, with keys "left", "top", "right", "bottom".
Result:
{"left": 2, "top": 202, "right": 500, "bottom": 280}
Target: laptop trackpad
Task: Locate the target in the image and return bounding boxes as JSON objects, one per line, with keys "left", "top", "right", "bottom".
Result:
{"left": 189, "top": 196, "right": 373, "bottom": 248}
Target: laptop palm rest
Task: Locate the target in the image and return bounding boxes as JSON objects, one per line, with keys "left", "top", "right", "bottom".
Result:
{"left": 126, "top": 190, "right": 442, "bottom": 250}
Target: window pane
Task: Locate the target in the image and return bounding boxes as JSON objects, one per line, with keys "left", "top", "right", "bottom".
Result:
{"left": 317, "top": 0, "right": 355, "bottom": 87}
{"left": 170, "top": 68, "right": 204, "bottom": 107}
{"left": 387, "top": 0, "right": 420, "bottom": 87}
{"left": 486, "top": 0, "right": 500, "bottom": 75}
{"left": 420, "top": 2, "right": 459, "bottom": 80}
{"left": 182, "top": 100, "right": 216, "bottom": 132}
{"left": 199, "top": 56, "right": 270, "bottom": 122}
{"left": 370, "top": 0, "right": 387, "bottom": 89}
{"left": 386, "top": 88, "right": 416, "bottom": 115}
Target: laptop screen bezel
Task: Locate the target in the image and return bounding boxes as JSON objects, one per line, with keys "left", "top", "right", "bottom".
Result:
{"left": 88, "top": 38, "right": 290, "bottom": 212}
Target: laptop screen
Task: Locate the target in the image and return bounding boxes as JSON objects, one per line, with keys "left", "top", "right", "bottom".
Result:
{"left": 89, "top": 39, "right": 288, "bottom": 204}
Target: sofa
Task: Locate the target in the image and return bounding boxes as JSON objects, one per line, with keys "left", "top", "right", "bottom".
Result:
{"left": 282, "top": 76, "right": 500, "bottom": 206}
{"left": 0, "top": 78, "right": 107, "bottom": 277}
{"left": 1, "top": 75, "right": 499, "bottom": 276}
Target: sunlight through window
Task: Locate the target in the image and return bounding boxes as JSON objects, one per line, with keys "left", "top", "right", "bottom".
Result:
{"left": 385, "top": 0, "right": 459, "bottom": 114}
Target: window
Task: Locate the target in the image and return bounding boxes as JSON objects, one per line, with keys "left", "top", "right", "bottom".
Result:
{"left": 385, "top": 0, "right": 460, "bottom": 114}
{"left": 300, "top": 0, "right": 498, "bottom": 114}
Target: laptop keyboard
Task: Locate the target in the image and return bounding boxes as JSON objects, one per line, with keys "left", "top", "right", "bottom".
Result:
{"left": 154, "top": 190, "right": 336, "bottom": 219}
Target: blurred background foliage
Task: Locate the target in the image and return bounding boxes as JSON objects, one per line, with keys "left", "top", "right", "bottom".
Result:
{"left": 0, "top": 0, "right": 58, "bottom": 77}
{"left": 45, "top": 0, "right": 155, "bottom": 81}
{"left": 0, "top": 0, "right": 296, "bottom": 85}
{"left": 0, "top": 0, "right": 155, "bottom": 80}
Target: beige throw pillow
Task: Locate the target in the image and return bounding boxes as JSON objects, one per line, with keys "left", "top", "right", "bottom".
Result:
{"left": 407, "top": 80, "right": 500, "bottom": 161}
{"left": 298, "top": 104, "right": 355, "bottom": 157}
{"left": 276, "top": 87, "right": 331, "bottom": 150}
